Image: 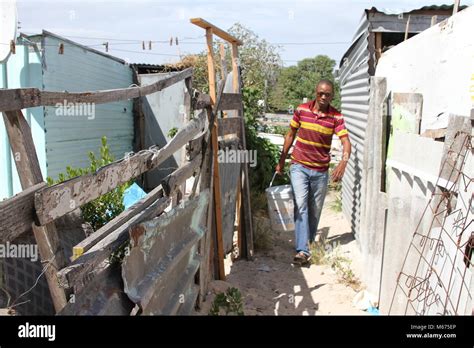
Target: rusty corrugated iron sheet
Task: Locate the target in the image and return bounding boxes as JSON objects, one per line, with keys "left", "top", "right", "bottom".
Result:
{"left": 59, "top": 263, "right": 134, "bottom": 316}
{"left": 121, "top": 190, "right": 209, "bottom": 315}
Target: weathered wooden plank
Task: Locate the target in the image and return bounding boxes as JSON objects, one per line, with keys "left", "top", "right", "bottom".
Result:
{"left": 218, "top": 93, "right": 243, "bottom": 111}
{"left": 190, "top": 18, "right": 243, "bottom": 45}
{"left": 186, "top": 130, "right": 205, "bottom": 161}
{"left": 204, "top": 27, "right": 227, "bottom": 281}
{"left": 35, "top": 111, "right": 206, "bottom": 225}
{"left": 0, "top": 68, "right": 193, "bottom": 112}
{"left": 0, "top": 182, "right": 46, "bottom": 243}
{"left": 2, "top": 109, "right": 68, "bottom": 313}
{"left": 229, "top": 46, "right": 254, "bottom": 259}
{"left": 32, "top": 222, "right": 69, "bottom": 311}
{"left": 231, "top": 42, "right": 244, "bottom": 260}
{"left": 57, "top": 158, "right": 198, "bottom": 291}
{"left": 57, "top": 196, "right": 171, "bottom": 290}
{"left": 197, "top": 117, "right": 214, "bottom": 306}
{"left": 72, "top": 185, "right": 165, "bottom": 260}
{"left": 2, "top": 111, "right": 43, "bottom": 187}
{"left": 162, "top": 153, "right": 202, "bottom": 196}
{"left": 218, "top": 117, "right": 242, "bottom": 137}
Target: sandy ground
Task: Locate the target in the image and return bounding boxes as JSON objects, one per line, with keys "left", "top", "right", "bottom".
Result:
{"left": 198, "top": 191, "right": 369, "bottom": 316}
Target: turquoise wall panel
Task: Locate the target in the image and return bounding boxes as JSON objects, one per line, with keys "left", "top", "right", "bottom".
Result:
{"left": 42, "top": 34, "right": 134, "bottom": 179}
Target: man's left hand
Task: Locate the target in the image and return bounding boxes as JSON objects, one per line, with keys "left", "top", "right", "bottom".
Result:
{"left": 331, "top": 161, "right": 347, "bottom": 182}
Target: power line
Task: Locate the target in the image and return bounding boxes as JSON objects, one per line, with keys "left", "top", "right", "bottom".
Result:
{"left": 273, "top": 42, "right": 349, "bottom": 45}
{"left": 109, "top": 48, "right": 181, "bottom": 57}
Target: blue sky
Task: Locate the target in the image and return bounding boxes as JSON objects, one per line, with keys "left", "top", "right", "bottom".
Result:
{"left": 16, "top": 0, "right": 474, "bottom": 66}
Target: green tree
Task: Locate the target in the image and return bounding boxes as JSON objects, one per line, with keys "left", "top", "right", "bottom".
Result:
{"left": 268, "top": 55, "right": 341, "bottom": 112}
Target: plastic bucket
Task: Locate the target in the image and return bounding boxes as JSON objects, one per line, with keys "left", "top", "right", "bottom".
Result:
{"left": 265, "top": 173, "right": 295, "bottom": 232}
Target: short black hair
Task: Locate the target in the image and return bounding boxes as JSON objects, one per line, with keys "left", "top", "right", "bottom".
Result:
{"left": 316, "top": 79, "right": 334, "bottom": 90}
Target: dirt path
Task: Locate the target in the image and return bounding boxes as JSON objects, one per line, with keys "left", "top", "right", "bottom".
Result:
{"left": 198, "top": 191, "right": 369, "bottom": 316}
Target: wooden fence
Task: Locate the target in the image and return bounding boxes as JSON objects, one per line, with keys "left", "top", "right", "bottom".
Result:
{"left": 0, "top": 21, "right": 254, "bottom": 314}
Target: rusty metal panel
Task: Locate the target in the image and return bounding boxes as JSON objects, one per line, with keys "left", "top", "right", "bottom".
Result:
{"left": 122, "top": 190, "right": 209, "bottom": 315}
{"left": 218, "top": 138, "right": 241, "bottom": 253}
{"left": 59, "top": 263, "right": 134, "bottom": 316}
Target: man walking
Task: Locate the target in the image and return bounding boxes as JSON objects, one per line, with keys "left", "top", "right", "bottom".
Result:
{"left": 275, "top": 79, "right": 351, "bottom": 265}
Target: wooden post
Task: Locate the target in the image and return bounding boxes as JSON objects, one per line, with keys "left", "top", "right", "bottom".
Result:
{"left": 197, "top": 108, "right": 214, "bottom": 305}
{"left": 2, "top": 110, "right": 43, "bottom": 188}
{"left": 232, "top": 43, "right": 244, "bottom": 258}
{"left": 404, "top": 15, "right": 411, "bottom": 41}
{"left": 453, "top": 0, "right": 460, "bottom": 15}
{"left": 2, "top": 110, "right": 68, "bottom": 312}
{"left": 232, "top": 43, "right": 254, "bottom": 259}
{"left": 375, "top": 33, "right": 382, "bottom": 62}
{"left": 206, "top": 28, "right": 226, "bottom": 281}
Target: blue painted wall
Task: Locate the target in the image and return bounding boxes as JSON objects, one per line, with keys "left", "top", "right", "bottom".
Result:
{"left": 42, "top": 33, "right": 134, "bottom": 179}
{"left": 1, "top": 32, "right": 135, "bottom": 199}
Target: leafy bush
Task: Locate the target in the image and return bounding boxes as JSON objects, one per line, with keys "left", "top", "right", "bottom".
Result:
{"left": 209, "top": 287, "right": 244, "bottom": 316}
{"left": 47, "top": 136, "right": 131, "bottom": 231}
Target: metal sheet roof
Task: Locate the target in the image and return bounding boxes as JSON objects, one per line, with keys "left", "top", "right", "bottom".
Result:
{"left": 368, "top": 4, "right": 467, "bottom": 15}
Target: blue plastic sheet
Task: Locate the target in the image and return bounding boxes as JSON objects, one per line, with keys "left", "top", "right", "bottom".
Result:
{"left": 367, "top": 306, "right": 380, "bottom": 315}
{"left": 123, "top": 183, "right": 147, "bottom": 210}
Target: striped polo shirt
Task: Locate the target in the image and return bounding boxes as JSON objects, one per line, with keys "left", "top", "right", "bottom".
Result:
{"left": 289, "top": 100, "right": 349, "bottom": 172}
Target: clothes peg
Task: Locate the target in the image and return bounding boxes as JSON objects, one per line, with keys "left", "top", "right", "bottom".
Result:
{"left": 103, "top": 42, "right": 109, "bottom": 52}
{"left": 170, "top": 37, "right": 173, "bottom": 46}
{"left": 175, "top": 37, "right": 179, "bottom": 45}
{"left": 142, "top": 41, "right": 145, "bottom": 50}
{"left": 148, "top": 41, "right": 152, "bottom": 50}
{"left": 58, "top": 43, "right": 64, "bottom": 54}
{"left": 10, "top": 40, "right": 16, "bottom": 54}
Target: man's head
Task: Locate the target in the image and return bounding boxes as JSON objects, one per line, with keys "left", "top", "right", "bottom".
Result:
{"left": 315, "top": 79, "right": 334, "bottom": 111}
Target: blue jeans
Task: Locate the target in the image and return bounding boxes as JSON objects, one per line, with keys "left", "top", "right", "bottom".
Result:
{"left": 290, "top": 163, "right": 329, "bottom": 256}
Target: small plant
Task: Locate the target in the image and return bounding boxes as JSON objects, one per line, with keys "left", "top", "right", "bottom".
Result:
{"left": 167, "top": 127, "right": 178, "bottom": 138}
{"left": 330, "top": 191, "right": 343, "bottom": 213}
{"left": 209, "top": 287, "right": 244, "bottom": 316}
{"left": 326, "top": 246, "right": 361, "bottom": 290}
{"left": 47, "top": 136, "right": 131, "bottom": 231}
{"left": 309, "top": 240, "right": 329, "bottom": 265}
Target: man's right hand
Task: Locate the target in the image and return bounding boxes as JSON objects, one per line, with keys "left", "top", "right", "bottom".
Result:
{"left": 275, "top": 162, "right": 284, "bottom": 175}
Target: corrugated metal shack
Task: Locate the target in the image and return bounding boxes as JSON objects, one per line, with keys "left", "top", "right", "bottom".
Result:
{"left": 339, "top": 4, "right": 473, "bottom": 313}
{"left": 338, "top": 5, "right": 457, "bottom": 237}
